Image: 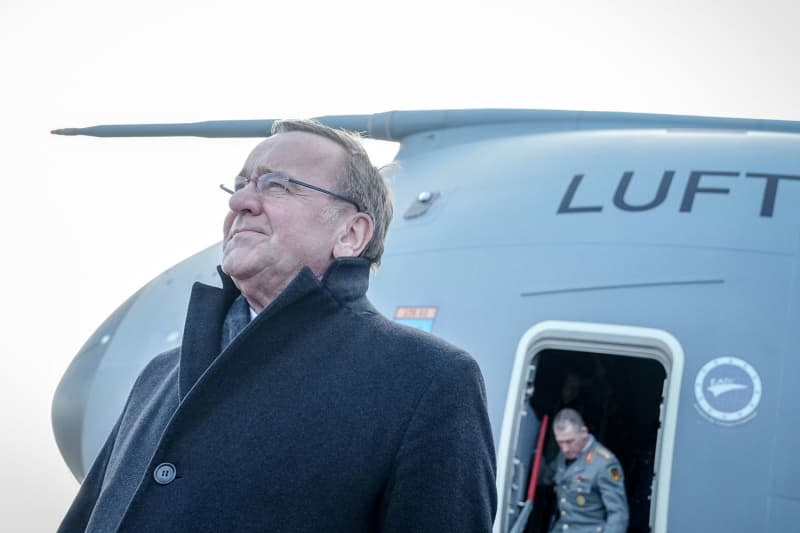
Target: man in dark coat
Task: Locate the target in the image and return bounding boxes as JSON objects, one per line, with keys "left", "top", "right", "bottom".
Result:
{"left": 58, "top": 119, "right": 497, "bottom": 532}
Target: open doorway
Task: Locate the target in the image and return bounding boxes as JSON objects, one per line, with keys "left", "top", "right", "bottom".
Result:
{"left": 525, "top": 349, "right": 665, "bottom": 533}
{"left": 495, "top": 322, "right": 683, "bottom": 533}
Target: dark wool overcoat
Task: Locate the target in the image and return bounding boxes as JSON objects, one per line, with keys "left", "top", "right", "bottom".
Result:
{"left": 58, "top": 258, "right": 497, "bottom": 533}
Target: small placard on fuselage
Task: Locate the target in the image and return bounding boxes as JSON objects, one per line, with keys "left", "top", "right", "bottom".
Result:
{"left": 394, "top": 306, "right": 437, "bottom": 332}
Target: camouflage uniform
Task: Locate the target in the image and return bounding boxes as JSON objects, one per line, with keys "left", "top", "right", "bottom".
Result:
{"left": 550, "top": 436, "right": 628, "bottom": 533}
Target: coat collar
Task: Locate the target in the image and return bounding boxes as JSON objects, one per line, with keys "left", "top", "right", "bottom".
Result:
{"left": 178, "top": 257, "right": 373, "bottom": 399}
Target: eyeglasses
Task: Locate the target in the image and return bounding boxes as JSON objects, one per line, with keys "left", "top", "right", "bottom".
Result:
{"left": 220, "top": 172, "right": 363, "bottom": 212}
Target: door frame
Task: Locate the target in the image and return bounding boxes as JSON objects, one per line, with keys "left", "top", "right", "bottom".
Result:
{"left": 494, "top": 321, "right": 685, "bottom": 533}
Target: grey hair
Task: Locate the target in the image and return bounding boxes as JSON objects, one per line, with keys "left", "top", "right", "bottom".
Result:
{"left": 553, "top": 408, "right": 586, "bottom": 431}
{"left": 271, "top": 118, "right": 393, "bottom": 268}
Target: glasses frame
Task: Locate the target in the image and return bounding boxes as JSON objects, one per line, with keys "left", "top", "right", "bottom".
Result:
{"left": 220, "top": 172, "right": 364, "bottom": 212}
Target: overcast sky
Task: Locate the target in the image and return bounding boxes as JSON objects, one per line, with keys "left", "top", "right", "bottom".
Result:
{"left": 1, "top": 0, "right": 798, "bottom": 530}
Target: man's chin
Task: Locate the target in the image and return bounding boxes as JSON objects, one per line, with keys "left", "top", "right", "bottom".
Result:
{"left": 221, "top": 256, "right": 255, "bottom": 281}
{"left": 221, "top": 256, "right": 275, "bottom": 285}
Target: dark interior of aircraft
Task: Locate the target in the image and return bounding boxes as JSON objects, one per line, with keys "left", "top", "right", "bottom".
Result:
{"left": 525, "top": 349, "right": 666, "bottom": 533}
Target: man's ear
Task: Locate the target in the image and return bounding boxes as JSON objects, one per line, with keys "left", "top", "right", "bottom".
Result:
{"left": 333, "top": 212, "right": 374, "bottom": 258}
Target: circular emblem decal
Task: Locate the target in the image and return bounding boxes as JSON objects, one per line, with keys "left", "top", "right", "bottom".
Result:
{"left": 694, "top": 357, "right": 761, "bottom": 425}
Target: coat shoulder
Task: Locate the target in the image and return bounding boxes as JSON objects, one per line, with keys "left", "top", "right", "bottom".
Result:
{"left": 357, "top": 311, "right": 476, "bottom": 369}
{"left": 596, "top": 445, "right": 613, "bottom": 461}
{"left": 123, "top": 348, "right": 180, "bottom": 406}
{"left": 137, "top": 348, "right": 179, "bottom": 383}
{"left": 591, "top": 441, "right": 621, "bottom": 469}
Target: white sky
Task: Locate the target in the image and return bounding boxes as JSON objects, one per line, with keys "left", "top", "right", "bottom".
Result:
{"left": 0, "top": 0, "right": 798, "bottom": 530}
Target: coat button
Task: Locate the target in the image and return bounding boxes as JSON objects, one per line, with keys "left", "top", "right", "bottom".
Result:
{"left": 154, "top": 463, "right": 176, "bottom": 485}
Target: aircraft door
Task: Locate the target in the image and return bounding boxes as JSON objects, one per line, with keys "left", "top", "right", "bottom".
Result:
{"left": 494, "top": 321, "right": 684, "bottom": 533}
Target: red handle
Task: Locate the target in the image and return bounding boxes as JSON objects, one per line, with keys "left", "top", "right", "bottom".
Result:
{"left": 526, "top": 414, "right": 549, "bottom": 501}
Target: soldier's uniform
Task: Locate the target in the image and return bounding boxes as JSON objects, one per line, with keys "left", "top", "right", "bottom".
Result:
{"left": 551, "top": 435, "right": 628, "bottom": 533}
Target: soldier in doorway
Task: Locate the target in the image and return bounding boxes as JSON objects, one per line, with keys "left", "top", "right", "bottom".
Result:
{"left": 549, "top": 408, "right": 628, "bottom": 533}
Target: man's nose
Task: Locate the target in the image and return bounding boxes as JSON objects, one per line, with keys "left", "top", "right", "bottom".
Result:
{"left": 229, "top": 181, "right": 263, "bottom": 214}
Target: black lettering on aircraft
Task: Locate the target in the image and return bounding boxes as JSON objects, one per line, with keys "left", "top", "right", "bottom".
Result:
{"left": 745, "top": 173, "right": 800, "bottom": 217}
{"left": 679, "top": 171, "right": 738, "bottom": 212}
{"left": 558, "top": 170, "right": 800, "bottom": 217}
{"left": 614, "top": 171, "right": 675, "bottom": 212}
{"left": 558, "top": 174, "right": 603, "bottom": 213}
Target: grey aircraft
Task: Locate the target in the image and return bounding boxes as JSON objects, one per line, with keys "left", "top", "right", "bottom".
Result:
{"left": 52, "top": 109, "right": 800, "bottom": 532}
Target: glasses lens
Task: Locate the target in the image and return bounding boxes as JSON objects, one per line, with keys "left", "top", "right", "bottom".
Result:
{"left": 259, "top": 174, "right": 293, "bottom": 193}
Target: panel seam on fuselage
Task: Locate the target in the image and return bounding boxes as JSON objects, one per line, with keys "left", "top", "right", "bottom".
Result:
{"left": 520, "top": 279, "right": 724, "bottom": 297}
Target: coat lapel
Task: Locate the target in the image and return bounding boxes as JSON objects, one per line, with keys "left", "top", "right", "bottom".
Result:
{"left": 178, "top": 269, "right": 239, "bottom": 400}
{"left": 177, "top": 259, "right": 372, "bottom": 403}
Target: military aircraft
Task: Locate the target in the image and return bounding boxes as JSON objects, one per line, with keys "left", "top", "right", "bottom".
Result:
{"left": 52, "top": 109, "right": 800, "bottom": 532}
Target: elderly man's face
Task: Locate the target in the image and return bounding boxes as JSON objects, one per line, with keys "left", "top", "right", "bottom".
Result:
{"left": 222, "top": 132, "right": 349, "bottom": 292}
{"left": 553, "top": 423, "right": 590, "bottom": 460}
